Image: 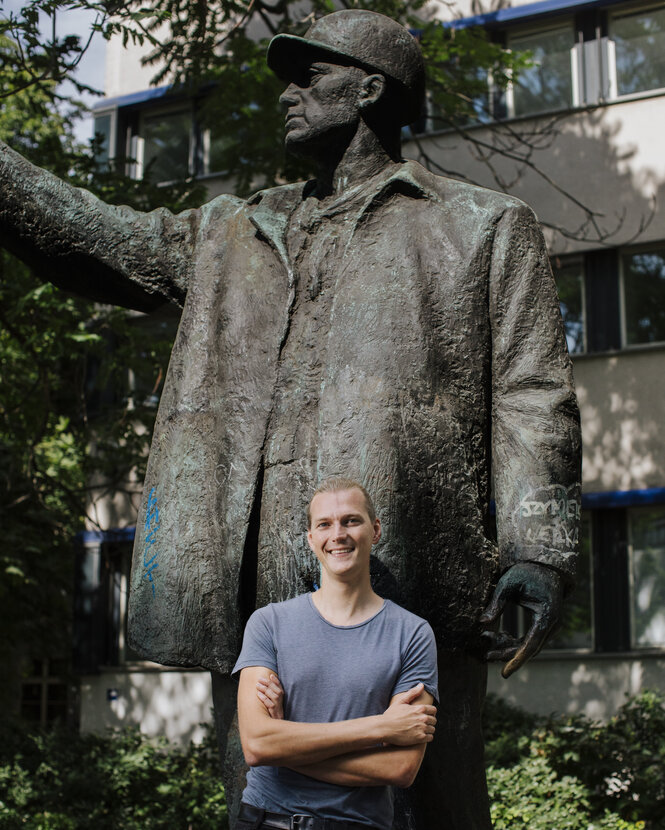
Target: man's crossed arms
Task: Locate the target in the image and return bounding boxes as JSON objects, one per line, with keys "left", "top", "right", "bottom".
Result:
{"left": 238, "top": 667, "right": 436, "bottom": 789}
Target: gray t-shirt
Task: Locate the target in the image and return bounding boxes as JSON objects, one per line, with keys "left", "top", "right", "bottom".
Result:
{"left": 232, "top": 593, "right": 438, "bottom": 829}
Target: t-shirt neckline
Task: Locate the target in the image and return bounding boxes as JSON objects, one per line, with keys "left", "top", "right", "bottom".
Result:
{"left": 307, "top": 592, "right": 388, "bottom": 630}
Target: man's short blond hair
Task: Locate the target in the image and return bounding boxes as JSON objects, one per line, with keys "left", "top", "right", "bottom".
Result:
{"left": 307, "top": 477, "right": 377, "bottom": 527}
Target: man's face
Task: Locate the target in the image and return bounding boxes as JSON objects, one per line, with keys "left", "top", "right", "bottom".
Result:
{"left": 279, "top": 61, "right": 366, "bottom": 156}
{"left": 307, "top": 488, "right": 381, "bottom": 583}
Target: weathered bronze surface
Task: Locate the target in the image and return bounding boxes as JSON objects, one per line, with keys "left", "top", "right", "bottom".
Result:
{"left": 0, "top": 10, "right": 581, "bottom": 829}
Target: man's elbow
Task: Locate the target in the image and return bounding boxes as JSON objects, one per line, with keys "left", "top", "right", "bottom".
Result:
{"left": 241, "top": 732, "right": 284, "bottom": 767}
{"left": 392, "top": 749, "right": 426, "bottom": 789}
{"left": 241, "top": 737, "right": 273, "bottom": 767}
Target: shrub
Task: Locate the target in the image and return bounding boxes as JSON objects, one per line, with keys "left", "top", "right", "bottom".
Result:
{"left": 0, "top": 721, "right": 227, "bottom": 829}
{"left": 483, "top": 691, "right": 665, "bottom": 830}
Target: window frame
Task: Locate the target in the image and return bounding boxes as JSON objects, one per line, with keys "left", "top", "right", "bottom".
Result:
{"left": 627, "top": 504, "right": 665, "bottom": 649}
{"left": 607, "top": 2, "right": 665, "bottom": 101}
{"left": 504, "top": 19, "right": 578, "bottom": 118}
{"left": 552, "top": 253, "right": 587, "bottom": 355}
{"left": 128, "top": 103, "right": 196, "bottom": 184}
{"left": 619, "top": 242, "right": 665, "bottom": 350}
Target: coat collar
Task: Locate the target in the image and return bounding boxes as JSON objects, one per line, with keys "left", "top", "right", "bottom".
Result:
{"left": 247, "top": 160, "right": 437, "bottom": 270}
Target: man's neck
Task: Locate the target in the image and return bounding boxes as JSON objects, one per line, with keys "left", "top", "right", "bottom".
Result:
{"left": 314, "top": 121, "right": 401, "bottom": 198}
{"left": 311, "top": 576, "right": 384, "bottom": 626}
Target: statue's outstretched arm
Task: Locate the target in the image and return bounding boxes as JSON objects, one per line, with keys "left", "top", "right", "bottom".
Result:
{"left": 485, "top": 203, "right": 582, "bottom": 675}
{"left": 0, "top": 141, "right": 200, "bottom": 311}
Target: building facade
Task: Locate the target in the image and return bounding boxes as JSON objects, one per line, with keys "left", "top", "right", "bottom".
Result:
{"left": 73, "top": 0, "right": 665, "bottom": 740}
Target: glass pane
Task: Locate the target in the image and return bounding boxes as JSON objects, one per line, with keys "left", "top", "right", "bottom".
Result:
{"left": 631, "top": 507, "right": 665, "bottom": 647}
{"left": 142, "top": 110, "right": 191, "bottom": 183}
{"left": 93, "top": 113, "right": 112, "bottom": 164}
{"left": 553, "top": 258, "right": 585, "bottom": 354}
{"left": 511, "top": 27, "right": 573, "bottom": 116}
{"left": 20, "top": 683, "right": 42, "bottom": 722}
{"left": 612, "top": 7, "right": 665, "bottom": 96}
{"left": 547, "top": 513, "right": 593, "bottom": 649}
{"left": 623, "top": 248, "right": 665, "bottom": 345}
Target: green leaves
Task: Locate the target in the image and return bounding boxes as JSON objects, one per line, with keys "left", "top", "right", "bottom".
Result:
{"left": 0, "top": 723, "right": 228, "bottom": 828}
{"left": 483, "top": 692, "right": 665, "bottom": 828}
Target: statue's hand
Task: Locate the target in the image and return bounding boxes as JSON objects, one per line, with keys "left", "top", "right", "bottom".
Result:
{"left": 256, "top": 673, "right": 285, "bottom": 719}
{"left": 480, "top": 562, "right": 564, "bottom": 679}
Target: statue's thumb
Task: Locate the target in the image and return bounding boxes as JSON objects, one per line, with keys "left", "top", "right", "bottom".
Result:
{"left": 479, "top": 593, "right": 503, "bottom": 624}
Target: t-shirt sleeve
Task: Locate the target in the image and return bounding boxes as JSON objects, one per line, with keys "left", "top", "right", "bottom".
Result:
{"left": 231, "top": 606, "right": 278, "bottom": 678}
{"left": 391, "top": 620, "right": 439, "bottom": 703}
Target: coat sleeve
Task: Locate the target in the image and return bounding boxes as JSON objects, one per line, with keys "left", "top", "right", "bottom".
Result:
{"left": 489, "top": 202, "right": 582, "bottom": 584}
{"left": 0, "top": 140, "right": 201, "bottom": 311}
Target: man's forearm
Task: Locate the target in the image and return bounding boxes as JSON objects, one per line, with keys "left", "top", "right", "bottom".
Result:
{"left": 241, "top": 713, "right": 387, "bottom": 767}
{"left": 288, "top": 744, "right": 427, "bottom": 789}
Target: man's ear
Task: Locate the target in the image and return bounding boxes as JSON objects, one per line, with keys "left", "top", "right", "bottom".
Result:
{"left": 372, "top": 517, "right": 382, "bottom": 545}
{"left": 359, "top": 73, "right": 386, "bottom": 109}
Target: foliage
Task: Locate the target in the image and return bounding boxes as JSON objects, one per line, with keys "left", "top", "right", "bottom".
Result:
{"left": 0, "top": 720, "right": 228, "bottom": 829}
{"left": 0, "top": 32, "right": 206, "bottom": 703}
{"left": 1, "top": 0, "right": 530, "bottom": 197}
{"left": 482, "top": 691, "right": 665, "bottom": 830}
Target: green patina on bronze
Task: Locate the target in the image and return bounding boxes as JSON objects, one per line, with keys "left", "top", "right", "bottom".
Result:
{"left": 0, "top": 10, "right": 581, "bottom": 829}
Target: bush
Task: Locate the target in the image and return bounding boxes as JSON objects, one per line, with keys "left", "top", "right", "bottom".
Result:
{"left": 483, "top": 691, "right": 665, "bottom": 830}
{"left": 0, "top": 721, "right": 227, "bottom": 829}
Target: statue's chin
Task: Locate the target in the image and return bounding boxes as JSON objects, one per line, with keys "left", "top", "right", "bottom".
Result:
{"left": 283, "top": 134, "right": 316, "bottom": 159}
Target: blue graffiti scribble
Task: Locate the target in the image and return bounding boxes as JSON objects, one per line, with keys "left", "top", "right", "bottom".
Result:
{"left": 143, "top": 487, "right": 160, "bottom": 596}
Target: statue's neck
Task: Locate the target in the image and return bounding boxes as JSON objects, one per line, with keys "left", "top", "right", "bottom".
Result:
{"left": 314, "top": 123, "right": 401, "bottom": 198}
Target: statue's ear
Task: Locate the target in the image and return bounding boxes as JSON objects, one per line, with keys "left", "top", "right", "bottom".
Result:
{"left": 359, "top": 73, "right": 386, "bottom": 109}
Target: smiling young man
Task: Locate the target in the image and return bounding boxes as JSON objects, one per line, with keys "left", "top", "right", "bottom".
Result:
{"left": 232, "top": 478, "right": 438, "bottom": 830}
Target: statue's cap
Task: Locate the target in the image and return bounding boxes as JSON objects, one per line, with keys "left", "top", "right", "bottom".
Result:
{"left": 267, "top": 10, "right": 425, "bottom": 126}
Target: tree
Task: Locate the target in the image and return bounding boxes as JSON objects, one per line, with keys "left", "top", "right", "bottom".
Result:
{"left": 1, "top": 0, "right": 528, "bottom": 196}
{"left": 0, "top": 27, "right": 205, "bottom": 714}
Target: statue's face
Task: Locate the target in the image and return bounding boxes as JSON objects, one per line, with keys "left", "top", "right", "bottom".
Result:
{"left": 279, "top": 60, "right": 367, "bottom": 156}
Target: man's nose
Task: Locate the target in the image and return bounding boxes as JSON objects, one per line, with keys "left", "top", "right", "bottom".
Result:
{"left": 279, "top": 83, "right": 299, "bottom": 107}
{"left": 331, "top": 522, "right": 347, "bottom": 540}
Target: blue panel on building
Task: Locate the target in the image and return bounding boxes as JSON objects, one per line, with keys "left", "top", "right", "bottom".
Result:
{"left": 450, "top": 0, "right": 627, "bottom": 29}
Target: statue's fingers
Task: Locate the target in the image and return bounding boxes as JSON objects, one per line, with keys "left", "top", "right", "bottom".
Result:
{"left": 501, "top": 613, "right": 554, "bottom": 678}
{"left": 486, "top": 645, "right": 519, "bottom": 663}
{"left": 479, "top": 585, "right": 508, "bottom": 624}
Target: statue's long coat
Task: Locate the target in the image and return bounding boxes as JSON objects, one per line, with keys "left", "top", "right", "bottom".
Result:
{"left": 0, "top": 147, "right": 581, "bottom": 674}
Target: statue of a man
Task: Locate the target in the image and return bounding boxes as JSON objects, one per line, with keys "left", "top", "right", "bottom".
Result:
{"left": 0, "top": 10, "right": 581, "bottom": 829}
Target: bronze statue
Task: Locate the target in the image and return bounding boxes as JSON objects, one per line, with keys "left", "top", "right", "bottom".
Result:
{"left": 0, "top": 10, "right": 581, "bottom": 828}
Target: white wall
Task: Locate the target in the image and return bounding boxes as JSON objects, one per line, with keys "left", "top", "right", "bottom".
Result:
{"left": 488, "top": 653, "right": 665, "bottom": 719}
{"left": 79, "top": 667, "right": 214, "bottom": 744}
{"left": 574, "top": 349, "right": 665, "bottom": 493}
{"left": 403, "top": 94, "right": 665, "bottom": 255}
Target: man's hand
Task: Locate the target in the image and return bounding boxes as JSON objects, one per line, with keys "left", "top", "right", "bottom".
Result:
{"left": 256, "top": 673, "right": 284, "bottom": 719}
{"left": 380, "top": 682, "right": 437, "bottom": 745}
{"left": 480, "top": 562, "right": 564, "bottom": 678}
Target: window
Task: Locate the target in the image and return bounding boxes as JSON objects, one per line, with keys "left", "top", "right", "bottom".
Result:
{"left": 550, "top": 244, "right": 665, "bottom": 355}
{"left": 507, "top": 25, "right": 575, "bottom": 116}
{"left": 136, "top": 109, "right": 193, "bottom": 183}
{"left": 547, "top": 514, "right": 593, "bottom": 649}
{"left": 610, "top": 5, "right": 665, "bottom": 97}
{"left": 93, "top": 110, "right": 116, "bottom": 165}
{"left": 629, "top": 506, "right": 665, "bottom": 647}
{"left": 553, "top": 256, "right": 586, "bottom": 354}
{"left": 21, "top": 659, "right": 68, "bottom": 727}
{"left": 621, "top": 247, "right": 665, "bottom": 346}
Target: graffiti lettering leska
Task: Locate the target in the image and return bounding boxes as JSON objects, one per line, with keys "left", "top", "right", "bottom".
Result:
{"left": 143, "top": 487, "right": 160, "bottom": 596}
{"left": 517, "top": 483, "right": 581, "bottom": 556}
